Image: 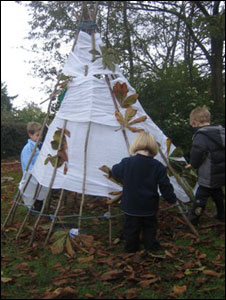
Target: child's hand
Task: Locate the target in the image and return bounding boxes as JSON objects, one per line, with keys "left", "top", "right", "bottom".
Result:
{"left": 185, "top": 164, "right": 192, "bottom": 169}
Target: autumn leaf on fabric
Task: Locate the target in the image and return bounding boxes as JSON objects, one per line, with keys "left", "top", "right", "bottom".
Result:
{"left": 113, "top": 82, "right": 128, "bottom": 105}
{"left": 45, "top": 128, "right": 70, "bottom": 174}
{"left": 115, "top": 109, "right": 147, "bottom": 133}
{"left": 113, "top": 82, "right": 139, "bottom": 108}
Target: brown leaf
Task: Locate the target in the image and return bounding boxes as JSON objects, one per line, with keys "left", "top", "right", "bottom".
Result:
{"left": 124, "top": 288, "right": 137, "bottom": 299}
{"left": 65, "top": 237, "right": 75, "bottom": 257}
{"left": 203, "top": 270, "right": 222, "bottom": 277}
{"left": 13, "top": 262, "right": 30, "bottom": 271}
{"left": 101, "top": 269, "right": 123, "bottom": 281}
{"left": 42, "top": 287, "right": 77, "bottom": 299}
{"left": 172, "top": 285, "right": 187, "bottom": 296}
{"left": 57, "top": 150, "right": 68, "bottom": 162}
{"left": 99, "top": 165, "right": 111, "bottom": 176}
{"left": 166, "top": 138, "right": 172, "bottom": 155}
{"left": 63, "top": 162, "right": 68, "bottom": 175}
{"left": 196, "top": 251, "right": 207, "bottom": 259}
{"left": 53, "top": 279, "right": 75, "bottom": 287}
{"left": 125, "top": 107, "right": 137, "bottom": 122}
{"left": 127, "top": 126, "right": 144, "bottom": 133}
{"left": 165, "top": 250, "right": 174, "bottom": 258}
{"left": 173, "top": 271, "right": 185, "bottom": 279}
{"left": 77, "top": 255, "right": 94, "bottom": 264}
{"left": 115, "top": 111, "right": 126, "bottom": 126}
{"left": 122, "top": 94, "right": 139, "bottom": 108}
{"left": 50, "top": 235, "right": 67, "bottom": 255}
{"left": 139, "top": 278, "right": 159, "bottom": 288}
{"left": 128, "top": 115, "right": 147, "bottom": 126}
{"left": 113, "top": 82, "right": 128, "bottom": 104}
{"left": 106, "top": 193, "right": 122, "bottom": 205}
{"left": 140, "top": 273, "right": 156, "bottom": 279}
{"left": 64, "top": 129, "right": 71, "bottom": 138}
{"left": 1, "top": 277, "right": 13, "bottom": 283}
{"left": 78, "top": 234, "right": 94, "bottom": 248}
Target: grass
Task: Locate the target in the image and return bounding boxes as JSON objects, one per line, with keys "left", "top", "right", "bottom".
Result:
{"left": 1, "top": 159, "right": 225, "bottom": 299}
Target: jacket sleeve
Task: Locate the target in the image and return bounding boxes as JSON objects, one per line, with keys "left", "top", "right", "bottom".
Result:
{"left": 190, "top": 133, "right": 208, "bottom": 169}
{"left": 111, "top": 158, "right": 127, "bottom": 182}
{"left": 158, "top": 166, "right": 177, "bottom": 204}
{"left": 21, "top": 144, "right": 38, "bottom": 173}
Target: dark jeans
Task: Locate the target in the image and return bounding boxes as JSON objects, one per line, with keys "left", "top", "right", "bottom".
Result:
{"left": 123, "top": 214, "right": 159, "bottom": 253}
{"left": 189, "top": 186, "right": 225, "bottom": 224}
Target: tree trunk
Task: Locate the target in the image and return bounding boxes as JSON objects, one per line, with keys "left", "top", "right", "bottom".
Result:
{"left": 210, "top": 36, "right": 224, "bottom": 106}
{"left": 123, "top": 1, "right": 134, "bottom": 84}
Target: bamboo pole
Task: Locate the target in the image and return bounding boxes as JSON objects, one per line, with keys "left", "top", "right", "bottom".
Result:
{"left": 3, "top": 95, "right": 54, "bottom": 229}
{"left": 78, "top": 122, "right": 91, "bottom": 230}
{"left": 108, "top": 204, "right": 112, "bottom": 246}
{"left": 78, "top": 15, "right": 96, "bottom": 230}
{"left": 158, "top": 147, "right": 199, "bottom": 237}
{"left": 29, "top": 120, "right": 68, "bottom": 246}
{"left": 16, "top": 184, "right": 42, "bottom": 240}
{"left": 2, "top": 190, "right": 21, "bottom": 229}
{"left": 105, "top": 75, "right": 130, "bottom": 154}
{"left": 44, "top": 189, "right": 65, "bottom": 246}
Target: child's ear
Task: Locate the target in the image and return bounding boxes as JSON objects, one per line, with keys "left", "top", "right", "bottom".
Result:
{"left": 191, "top": 121, "right": 199, "bottom": 127}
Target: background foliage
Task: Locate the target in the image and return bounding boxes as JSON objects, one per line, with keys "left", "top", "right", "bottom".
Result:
{"left": 2, "top": 1, "right": 225, "bottom": 157}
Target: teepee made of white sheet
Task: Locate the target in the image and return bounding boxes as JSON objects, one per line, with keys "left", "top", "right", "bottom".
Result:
{"left": 3, "top": 3, "right": 198, "bottom": 245}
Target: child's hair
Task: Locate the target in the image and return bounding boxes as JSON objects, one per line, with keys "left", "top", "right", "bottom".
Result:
{"left": 189, "top": 105, "right": 211, "bottom": 125}
{"left": 129, "top": 131, "right": 159, "bottom": 156}
{"left": 27, "top": 122, "right": 42, "bottom": 135}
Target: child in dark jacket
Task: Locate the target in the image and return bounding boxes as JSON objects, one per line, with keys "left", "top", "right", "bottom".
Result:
{"left": 186, "top": 106, "right": 225, "bottom": 225}
{"left": 111, "top": 131, "right": 177, "bottom": 253}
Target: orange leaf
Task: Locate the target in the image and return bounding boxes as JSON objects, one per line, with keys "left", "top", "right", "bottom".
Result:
{"left": 173, "top": 285, "right": 187, "bottom": 296}
{"left": 139, "top": 278, "right": 159, "bottom": 288}
{"left": 113, "top": 82, "right": 128, "bottom": 103}
{"left": 77, "top": 255, "right": 94, "bottom": 264}
{"left": 203, "top": 270, "right": 221, "bottom": 277}
{"left": 127, "top": 126, "right": 144, "bottom": 133}
{"left": 101, "top": 270, "right": 123, "bottom": 281}
{"left": 63, "top": 162, "right": 68, "bottom": 175}
{"left": 166, "top": 138, "right": 172, "bottom": 155}
{"left": 65, "top": 237, "right": 75, "bottom": 257}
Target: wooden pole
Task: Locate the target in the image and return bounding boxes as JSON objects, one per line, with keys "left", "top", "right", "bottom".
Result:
{"left": 3, "top": 95, "right": 54, "bottom": 230}
{"left": 105, "top": 75, "right": 130, "bottom": 154}
{"left": 108, "top": 204, "right": 112, "bottom": 246}
{"left": 29, "top": 120, "right": 68, "bottom": 246}
{"left": 16, "top": 184, "right": 42, "bottom": 240}
{"left": 78, "top": 122, "right": 91, "bottom": 230}
{"left": 158, "top": 147, "right": 199, "bottom": 237}
{"left": 44, "top": 189, "right": 65, "bottom": 246}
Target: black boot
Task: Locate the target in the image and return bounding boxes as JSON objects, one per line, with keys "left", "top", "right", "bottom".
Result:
{"left": 213, "top": 198, "right": 225, "bottom": 221}
{"left": 34, "top": 200, "right": 43, "bottom": 212}
{"left": 188, "top": 200, "right": 205, "bottom": 225}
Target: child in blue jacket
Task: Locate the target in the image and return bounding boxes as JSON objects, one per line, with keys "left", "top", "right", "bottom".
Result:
{"left": 20, "top": 122, "right": 45, "bottom": 211}
{"left": 111, "top": 132, "right": 177, "bottom": 253}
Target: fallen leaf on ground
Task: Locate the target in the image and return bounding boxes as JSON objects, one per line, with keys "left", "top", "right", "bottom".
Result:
{"left": 172, "top": 285, "right": 187, "bottom": 296}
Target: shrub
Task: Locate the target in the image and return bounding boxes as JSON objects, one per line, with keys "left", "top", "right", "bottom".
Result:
{"left": 1, "top": 122, "right": 27, "bottom": 158}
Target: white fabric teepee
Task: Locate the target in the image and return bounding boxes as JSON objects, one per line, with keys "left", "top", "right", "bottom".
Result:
{"left": 30, "top": 31, "right": 190, "bottom": 203}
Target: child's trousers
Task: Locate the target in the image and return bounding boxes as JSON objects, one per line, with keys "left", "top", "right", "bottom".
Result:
{"left": 123, "top": 214, "right": 159, "bottom": 253}
{"left": 189, "top": 186, "right": 225, "bottom": 224}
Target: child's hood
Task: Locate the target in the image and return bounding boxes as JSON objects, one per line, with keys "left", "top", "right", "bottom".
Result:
{"left": 196, "top": 125, "right": 225, "bottom": 148}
